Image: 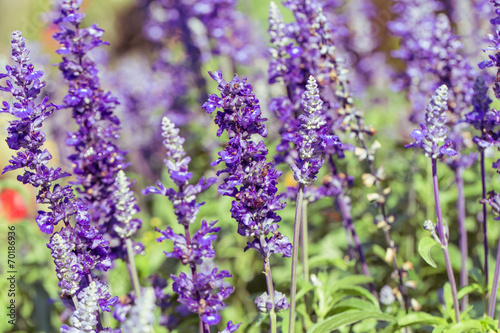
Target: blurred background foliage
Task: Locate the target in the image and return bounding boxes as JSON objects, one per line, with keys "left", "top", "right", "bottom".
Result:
{"left": 0, "top": 0, "right": 499, "bottom": 332}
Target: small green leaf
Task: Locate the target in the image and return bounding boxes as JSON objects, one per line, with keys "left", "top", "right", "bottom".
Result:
{"left": 418, "top": 236, "right": 439, "bottom": 268}
{"left": 332, "top": 298, "right": 379, "bottom": 312}
{"left": 457, "top": 284, "right": 481, "bottom": 300}
{"left": 398, "top": 312, "right": 447, "bottom": 327}
{"left": 446, "top": 320, "right": 483, "bottom": 332}
{"left": 307, "top": 310, "right": 395, "bottom": 333}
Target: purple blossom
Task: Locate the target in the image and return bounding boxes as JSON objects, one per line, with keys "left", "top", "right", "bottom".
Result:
{"left": 52, "top": 0, "right": 142, "bottom": 261}
{"left": 466, "top": 75, "right": 499, "bottom": 148}
{"left": 0, "top": 31, "right": 73, "bottom": 234}
{"left": 255, "top": 290, "right": 290, "bottom": 313}
{"left": 143, "top": 116, "right": 235, "bottom": 329}
{"left": 1, "top": 30, "right": 118, "bottom": 331}
{"left": 388, "top": 0, "right": 475, "bottom": 123}
{"left": 171, "top": 268, "right": 234, "bottom": 326}
{"left": 60, "top": 280, "right": 118, "bottom": 333}
{"left": 406, "top": 85, "right": 457, "bottom": 158}
{"left": 203, "top": 71, "right": 291, "bottom": 258}
{"left": 121, "top": 287, "right": 156, "bottom": 332}
{"left": 144, "top": 0, "right": 261, "bottom": 65}
{"left": 283, "top": 75, "right": 341, "bottom": 185}
{"left": 204, "top": 71, "right": 291, "bottom": 314}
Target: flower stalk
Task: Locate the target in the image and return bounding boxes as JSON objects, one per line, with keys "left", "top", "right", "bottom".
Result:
{"left": 289, "top": 184, "right": 304, "bottom": 333}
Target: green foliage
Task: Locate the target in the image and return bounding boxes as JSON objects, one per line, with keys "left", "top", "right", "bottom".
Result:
{"left": 419, "top": 236, "right": 440, "bottom": 268}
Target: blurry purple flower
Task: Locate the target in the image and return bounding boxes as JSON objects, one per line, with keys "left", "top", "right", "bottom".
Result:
{"left": 406, "top": 85, "right": 457, "bottom": 158}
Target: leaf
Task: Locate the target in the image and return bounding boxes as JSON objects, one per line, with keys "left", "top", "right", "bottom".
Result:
{"left": 307, "top": 310, "right": 395, "bottom": 333}
{"left": 332, "top": 298, "right": 379, "bottom": 312}
{"left": 419, "top": 236, "right": 439, "bottom": 268}
{"left": 335, "top": 286, "right": 379, "bottom": 307}
{"left": 446, "top": 320, "right": 483, "bottom": 332}
{"left": 457, "top": 284, "right": 481, "bottom": 300}
{"left": 398, "top": 312, "right": 447, "bottom": 327}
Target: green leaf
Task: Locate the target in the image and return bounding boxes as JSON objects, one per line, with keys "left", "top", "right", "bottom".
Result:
{"left": 307, "top": 310, "right": 395, "bottom": 333}
{"left": 398, "top": 312, "right": 447, "bottom": 327}
{"left": 418, "top": 236, "right": 439, "bottom": 268}
{"left": 332, "top": 298, "right": 379, "bottom": 312}
{"left": 335, "top": 286, "right": 379, "bottom": 307}
{"left": 457, "top": 284, "right": 482, "bottom": 300}
{"left": 446, "top": 320, "right": 483, "bottom": 332}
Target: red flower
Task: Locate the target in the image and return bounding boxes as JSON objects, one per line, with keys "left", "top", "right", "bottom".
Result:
{"left": 0, "top": 188, "right": 28, "bottom": 222}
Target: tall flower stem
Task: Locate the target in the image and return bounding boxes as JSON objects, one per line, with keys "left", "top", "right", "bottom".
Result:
{"left": 260, "top": 240, "right": 277, "bottom": 333}
{"left": 301, "top": 201, "right": 309, "bottom": 281}
{"left": 455, "top": 167, "right": 468, "bottom": 311}
{"left": 289, "top": 184, "right": 304, "bottom": 333}
{"left": 432, "top": 159, "right": 460, "bottom": 322}
{"left": 488, "top": 242, "right": 500, "bottom": 318}
{"left": 481, "top": 150, "right": 489, "bottom": 296}
{"left": 126, "top": 238, "right": 141, "bottom": 298}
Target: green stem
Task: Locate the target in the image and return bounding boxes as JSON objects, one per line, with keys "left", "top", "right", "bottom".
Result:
{"left": 126, "top": 238, "right": 141, "bottom": 298}
{"left": 432, "top": 159, "right": 460, "bottom": 322}
{"left": 289, "top": 184, "right": 305, "bottom": 333}
{"left": 301, "top": 201, "right": 309, "bottom": 281}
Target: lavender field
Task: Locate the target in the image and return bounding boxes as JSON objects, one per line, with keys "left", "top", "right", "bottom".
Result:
{"left": 1, "top": 0, "right": 500, "bottom": 332}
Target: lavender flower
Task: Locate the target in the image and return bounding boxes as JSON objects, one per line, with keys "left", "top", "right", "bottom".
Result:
{"left": 204, "top": 71, "right": 291, "bottom": 259}
{"left": 144, "top": 0, "right": 261, "bottom": 65}
{"left": 1, "top": 30, "right": 71, "bottom": 234}
{"left": 406, "top": 85, "right": 457, "bottom": 158}
{"left": 283, "top": 76, "right": 340, "bottom": 185}
{"left": 121, "top": 287, "right": 156, "bottom": 333}
{"left": 111, "top": 170, "right": 141, "bottom": 239}
{"left": 406, "top": 84, "right": 461, "bottom": 321}
{"left": 60, "top": 281, "right": 118, "bottom": 333}
{"left": 388, "top": 0, "right": 475, "bottom": 123}
{"left": 203, "top": 71, "right": 291, "bottom": 318}
{"left": 143, "top": 116, "right": 235, "bottom": 330}
{"left": 52, "top": 0, "right": 143, "bottom": 261}
{"left": 1, "top": 30, "right": 120, "bottom": 331}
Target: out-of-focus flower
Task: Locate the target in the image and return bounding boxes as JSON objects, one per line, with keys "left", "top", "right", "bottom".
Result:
{"left": 283, "top": 76, "right": 341, "bottom": 185}
{"left": 0, "top": 188, "right": 28, "bottom": 222}
{"left": 406, "top": 85, "right": 457, "bottom": 158}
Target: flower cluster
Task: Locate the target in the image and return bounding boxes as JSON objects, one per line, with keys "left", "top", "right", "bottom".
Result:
{"left": 406, "top": 85, "right": 457, "bottom": 158}
{"left": 143, "top": 116, "right": 237, "bottom": 330}
{"left": 282, "top": 75, "right": 341, "bottom": 185}
{"left": 204, "top": 71, "right": 291, "bottom": 311}
{"left": 204, "top": 71, "right": 291, "bottom": 258}
{"left": 388, "top": 0, "right": 475, "bottom": 123}
{"left": 144, "top": 0, "right": 260, "bottom": 65}
{"left": 1, "top": 30, "right": 117, "bottom": 332}
{"left": 52, "top": 0, "right": 142, "bottom": 260}
{"left": 60, "top": 280, "right": 119, "bottom": 333}
{"left": 1, "top": 31, "right": 71, "bottom": 234}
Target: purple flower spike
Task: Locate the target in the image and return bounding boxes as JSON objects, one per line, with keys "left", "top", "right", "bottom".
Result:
{"left": 204, "top": 71, "right": 291, "bottom": 257}
{"left": 205, "top": 71, "right": 290, "bottom": 317}
{"left": 60, "top": 280, "right": 117, "bottom": 333}
{"left": 53, "top": 0, "right": 143, "bottom": 261}
{"left": 284, "top": 76, "right": 341, "bottom": 185}
{"left": 143, "top": 116, "right": 234, "bottom": 329}
{"left": 406, "top": 85, "right": 456, "bottom": 158}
